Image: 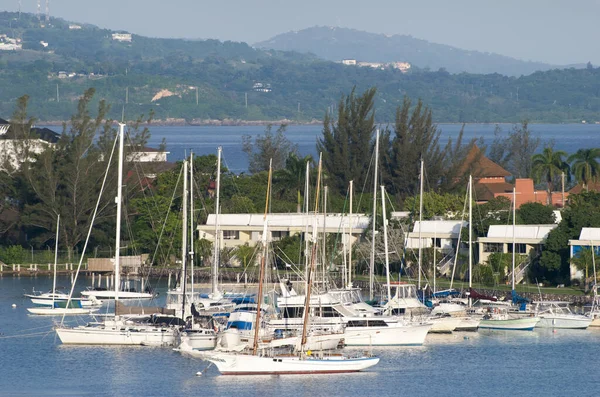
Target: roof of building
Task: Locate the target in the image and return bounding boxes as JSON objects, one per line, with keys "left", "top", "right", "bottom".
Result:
{"left": 0, "top": 124, "right": 60, "bottom": 143}
{"left": 202, "top": 213, "right": 370, "bottom": 230}
{"left": 474, "top": 181, "right": 514, "bottom": 201}
{"left": 568, "top": 181, "right": 600, "bottom": 194}
{"left": 485, "top": 224, "right": 557, "bottom": 240}
{"left": 411, "top": 220, "right": 467, "bottom": 235}
{"left": 458, "top": 145, "right": 511, "bottom": 179}
{"left": 578, "top": 227, "right": 600, "bottom": 241}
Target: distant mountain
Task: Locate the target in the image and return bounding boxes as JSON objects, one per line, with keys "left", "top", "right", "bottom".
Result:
{"left": 255, "top": 26, "right": 565, "bottom": 77}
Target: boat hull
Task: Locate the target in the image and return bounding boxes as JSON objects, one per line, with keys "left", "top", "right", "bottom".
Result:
{"left": 536, "top": 315, "right": 592, "bottom": 329}
{"left": 28, "top": 307, "right": 98, "bottom": 315}
{"left": 343, "top": 322, "right": 431, "bottom": 346}
{"left": 56, "top": 325, "right": 177, "bottom": 346}
{"left": 202, "top": 352, "right": 379, "bottom": 375}
{"left": 80, "top": 290, "right": 153, "bottom": 300}
{"left": 479, "top": 317, "right": 540, "bottom": 331}
{"left": 428, "top": 316, "right": 463, "bottom": 333}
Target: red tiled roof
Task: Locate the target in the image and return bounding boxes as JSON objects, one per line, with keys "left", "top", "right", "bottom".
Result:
{"left": 474, "top": 182, "right": 514, "bottom": 201}
{"left": 458, "top": 145, "right": 511, "bottom": 178}
{"left": 568, "top": 181, "right": 600, "bottom": 194}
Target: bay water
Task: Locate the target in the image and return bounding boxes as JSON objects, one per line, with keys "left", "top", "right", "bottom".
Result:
{"left": 1, "top": 275, "right": 599, "bottom": 397}
{"left": 143, "top": 123, "right": 600, "bottom": 173}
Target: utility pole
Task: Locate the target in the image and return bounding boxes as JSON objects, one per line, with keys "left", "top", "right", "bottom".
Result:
{"left": 56, "top": 84, "right": 59, "bottom": 103}
{"left": 45, "top": 0, "right": 49, "bottom": 23}
{"left": 125, "top": 87, "right": 128, "bottom": 104}
{"left": 196, "top": 87, "right": 198, "bottom": 105}
{"left": 245, "top": 92, "right": 248, "bottom": 109}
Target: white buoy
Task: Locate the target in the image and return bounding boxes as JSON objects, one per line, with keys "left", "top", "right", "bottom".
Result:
{"left": 12, "top": 303, "right": 16, "bottom": 308}
{"left": 195, "top": 372, "right": 203, "bottom": 376}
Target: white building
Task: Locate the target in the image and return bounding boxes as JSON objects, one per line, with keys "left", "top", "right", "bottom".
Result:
{"left": 127, "top": 146, "right": 170, "bottom": 163}
{"left": 112, "top": 33, "right": 132, "bottom": 42}
{"left": 568, "top": 228, "right": 600, "bottom": 280}
{"left": 198, "top": 213, "right": 370, "bottom": 249}
{"left": 0, "top": 122, "right": 60, "bottom": 172}
{"left": 342, "top": 59, "right": 357, "bottom": 65}
{"left": 477, "top": 224, "right": 557, "bottom": 264}
{"left": 69, "top": 24, "right": 82, "bottom": 30}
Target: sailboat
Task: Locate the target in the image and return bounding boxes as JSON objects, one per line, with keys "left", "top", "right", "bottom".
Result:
{"left": 166, "top": 147, "right": 236, "bottom": 318}
{"left": 199, "top": 159, "right": 379, "bottom": 375}
{"left": 55, "top": 123, "right": 181, "bottom": 346}
{"left": 27, "top": 215, "right": 101, "bottom": 316}
{"left": 478, "top": 187, "right": 540, "bottom": 331}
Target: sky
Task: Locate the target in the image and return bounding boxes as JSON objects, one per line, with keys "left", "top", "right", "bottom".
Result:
{"left": 1, "top": 0, "right": 599, "bottom": 65}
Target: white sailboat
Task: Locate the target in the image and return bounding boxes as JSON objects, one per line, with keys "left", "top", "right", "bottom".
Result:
{"left": 55, "top": 123, "right": 180, "bottom": 346}
{"left": 479, "top": 187, "right": 540, "bottom": 331}
{"left": 199, "top": 159, "right": 379, "bottom": 375}
{"left": 28, "top": 215, "right": 101, "bottom": 316}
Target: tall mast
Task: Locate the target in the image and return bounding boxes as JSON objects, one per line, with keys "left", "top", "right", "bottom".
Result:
{"left": 252, "top": 160, "right": 272, "bottom": 355}
{"left": 369, "top": 129, "right": 379, "bottom": 300}
{"left": 322, "top": 185, "right": 328, "bottom": 290}
{"left": 189, "top": 153, "right": 195, "bottom": 303}
{"left": 304, "top": 161, "right": 310, "bottom": 279}
{"left": 52, "top": 215, "right": 60, "bottom": 307}
{"left": 348, "top": 180, "right": 354, "bottom": 287}
{"left": 418, "top": 159, "right": 424, "bottom": 290}
{"left": 212, "top": 147, "right": 222, "bottom": 295}
{"left": 302, "top": 154, "right": 322, "bottom": 349}
{"left": 381, "top": 186, "right": 391, "bottom": 302}
{"left": 115, "top": 123, "right": 125, "bottom": 306}
{"left": 468, "top": 175, "right": 473, "bottom": 307}
{"left": 181, "top": 160, "right": 188, "bottom": 319}
{"left": 512, "top": 187, "right": 516, "bottom": 291}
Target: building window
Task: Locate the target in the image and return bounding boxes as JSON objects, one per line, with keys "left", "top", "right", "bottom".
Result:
{"left": 223, "top": 230, "right": 239, "bottom": 240}
{"left": 271, "top": 231, "right": 289, "bottom": 241}
{"left": 483, "top": 243, "right": 503, "bottom": 253}
{"left": 434, "top": 238, "right": 442, "bottom": 248}
{"left": 508, "top": 243, "right": 527, "bottom": 254}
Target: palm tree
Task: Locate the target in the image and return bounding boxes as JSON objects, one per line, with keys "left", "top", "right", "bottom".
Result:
{"left": 531, "top": 147, "right": 569, "bottom": 206}
{"left": 571, "top": 247, "right": 599, "bottom": 292}
{"left": 568, "top": 148, "right": 600, "bottom": 192}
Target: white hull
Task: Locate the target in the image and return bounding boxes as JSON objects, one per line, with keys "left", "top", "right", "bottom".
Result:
{"left": 56, "top": 323, "right": 178, "bottom": 346}
{"left": 343, "top": 322, "right": 431, "bottom": 346}
{"left": 455, "top": 316, "right": 481, "bottom": 331}
{"left": 479, "top": 317, "right": 540, "bottom": 331}
{"left": 177, "top": 331, "right": 218, "bottom": 351}
{"left": 536, "top": 315, "right": 592, "bottom": 329}
{"left": 200, "top": 351, "right": 379, "bottom": 375}
{"left": 428, "top": 316, "right": 463, "bottom": 333}
{"left": 28, "top": 307, "right": 99, "bottom": 315}
{"left": 81, "top": 290, "right": 153, "bottom": 300}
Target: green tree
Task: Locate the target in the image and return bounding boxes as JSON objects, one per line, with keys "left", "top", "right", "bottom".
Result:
{"left": 487, "top": 121, "right": 541, "bottom": 178}
{"left": 317, "top": 87, "right": 376, "bottom": 195}
{"left": 471, "top": 196, "right": 512, "bottom": 238}
{"left": 571, "top": 247, "right": 599, "bottom": 291}
{"left": 242, "top": 124, "right": 297, "bottom": 174}
{"left": 404, "top": 191, "right": 464, "bottom": 220}
{"left": 518, "top": 202, "right": 555, "bottom": 224}
{"left": 233, "top": 243, "right": 257, "bottom": 267}
{"left": 532, "top": 146, "right": 570, "bottom": 206}
{"left": 568, "top": 148, "right": 600, "bottom": 191}
{"left": 388, "top": 97, "right": 445, "bottom": 198}
{"left": 275, "top": 153, "right": 314, "bottom": 213}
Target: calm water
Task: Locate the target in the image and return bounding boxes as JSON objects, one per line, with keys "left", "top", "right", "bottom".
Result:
{"left": 141, "top": 123, "right": 600, "bottom": 173}
{"left": 2, "top": 275, "right": 600, "bottom": 396}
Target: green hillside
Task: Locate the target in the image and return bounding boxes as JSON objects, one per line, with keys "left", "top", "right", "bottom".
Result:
{"left": 1, "top": 12, "right": 599, "bottom": 123}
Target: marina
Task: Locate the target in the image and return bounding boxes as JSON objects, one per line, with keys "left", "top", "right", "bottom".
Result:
{"left": 2, "top": 276, "right": 600, "bottom": 396}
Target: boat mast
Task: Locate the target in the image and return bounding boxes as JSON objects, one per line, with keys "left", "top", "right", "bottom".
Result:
{"left": 468, "top": 175, "right": 473, "bottom": 308}
{"left": 418, "top": 158, "right": 424, "bottom": 290}
{"left": 189, "top": 153, "right": 195, "bottom": 304}
{"left": 369, "top": 129, "right": 379, "bottom": 300}
{"left": 52, "top": 214, "right": 60, "bottom": 307}
{"left": 304, "top": 160, "right": 310, "bottom": 280}
{"left": 322, "top": 185, "right": 327, "bottom": 290}
{"left": 380, "top": 186, "right": 391, "bottom": 302}
{"left": 512, "top": 187, "right": 516, "bottom": 291}
{"left": 252, "top": 160, "right": 272, "bottom": 356}
{"left": 302, "top": 154, "right": 322, "bottom": 350}
{"left": 348, "top": 180, "right": 353, "bottom": 288}
{"left": 212, "top": 147, "right": 222, "bottom": 295}
{"left": 181, "top": 159, "right": 188, "bottom": 319}
{"left": 115, "top": 123, "right": 125, "bottom": 308}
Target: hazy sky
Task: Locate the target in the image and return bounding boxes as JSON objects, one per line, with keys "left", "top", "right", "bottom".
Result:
{"left": 2, "top": 0, "right": 599, "bottom": 65}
